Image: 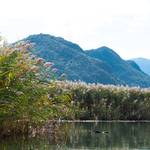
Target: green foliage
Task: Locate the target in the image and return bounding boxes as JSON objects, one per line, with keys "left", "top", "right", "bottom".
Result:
{"left": 47, "top": 81, "right": 81, "bottom": 119}
{"left": 0, "top": 44, "right": 48, "bottom": 123}
{"left": 57, "top": 81, "right": 150, "bottom": 120}
{"left": 0, "top": 39, "right": 78, "bottom": 137}
{"left": 0, "top": 42, "right": 74, "bottom": 137}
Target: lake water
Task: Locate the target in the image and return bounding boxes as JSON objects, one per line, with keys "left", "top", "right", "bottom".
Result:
{"left": 0, "top": 122, "right": 150, "bottom": 150}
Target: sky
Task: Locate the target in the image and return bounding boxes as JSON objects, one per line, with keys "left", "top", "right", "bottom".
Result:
{"left": 0, "top": 0, "right": 150, "bottom": 59}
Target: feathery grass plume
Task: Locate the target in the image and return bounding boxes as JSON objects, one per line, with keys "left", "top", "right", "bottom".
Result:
{"left": 0, "top": 41, "right": 70, "bottom": 137}
{"left": 55, "top": 81, "right": 150, "bottom": 120}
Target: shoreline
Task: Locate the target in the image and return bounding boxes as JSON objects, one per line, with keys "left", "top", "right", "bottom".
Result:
{"left": 53, "top": 120, "right": 150, "bottom": 123}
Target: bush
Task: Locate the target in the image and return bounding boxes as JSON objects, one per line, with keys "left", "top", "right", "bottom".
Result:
{"left": 0, "top": 41, "right": 71, "bottom": 136}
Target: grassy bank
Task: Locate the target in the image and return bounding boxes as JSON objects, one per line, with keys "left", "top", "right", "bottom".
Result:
{"left": 56, "top": 81, "right": 150, "bottom": 120}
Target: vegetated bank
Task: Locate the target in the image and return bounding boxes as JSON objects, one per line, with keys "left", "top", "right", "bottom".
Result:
{"left": 0, "top": 41, "right": 76, "bottom": 138}
{"left": 56, "top": 81, "right": 150, "bottom": 120}
{"left": 0, "top": 40, "right": 150, "bottom": 138}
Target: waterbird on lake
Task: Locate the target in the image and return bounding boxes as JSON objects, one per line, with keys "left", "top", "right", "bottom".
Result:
{"left": 94, "top": 130, "right": 109, "bottom": 134}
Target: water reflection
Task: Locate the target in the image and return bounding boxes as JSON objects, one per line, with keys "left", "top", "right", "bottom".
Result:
{"left": 0, "top": 122, "right": 150, "bottom": 150}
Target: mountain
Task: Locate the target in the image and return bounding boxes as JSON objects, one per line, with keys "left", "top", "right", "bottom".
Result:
{"left": 20, "top": 34, "right": 150, "bottom": 87}
{"left": 86, "top": 46, "right": 150, "bottom": 87}
{"left": 24, "top": 34, "right": 118, "bottom": 85}
{"left": 132, "top": 58, "right": 150, "bottom": 76}
{"left": 126, "top": 60, "right": 142, "bottom": 72}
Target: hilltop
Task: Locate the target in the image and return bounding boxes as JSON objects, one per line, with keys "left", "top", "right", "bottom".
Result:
{"left": 19, "top": 34, "right": 150, "bottom": 87}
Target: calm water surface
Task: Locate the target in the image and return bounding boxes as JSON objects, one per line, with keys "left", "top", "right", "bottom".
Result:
{"left": 0, "top": 122, "right": 150, "bottom": 150}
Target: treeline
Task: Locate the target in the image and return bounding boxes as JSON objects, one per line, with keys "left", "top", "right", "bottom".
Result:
{"left": 56, "top": 81, "right": 150, "bottom": 120}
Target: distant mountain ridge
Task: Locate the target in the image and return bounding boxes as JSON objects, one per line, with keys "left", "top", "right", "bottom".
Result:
{"left": 86, "top": 47, "right": 150, "bottom": 87}
{"left": 19, "top": 33, "right": 150, "bottom": 87}
{"left": 132, "top": 58, "right": 150, "bottom": 76}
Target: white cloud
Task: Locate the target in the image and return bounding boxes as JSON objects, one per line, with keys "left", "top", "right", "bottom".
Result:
{"left": 0, "top": 0, "right": 150, "bottom": 59}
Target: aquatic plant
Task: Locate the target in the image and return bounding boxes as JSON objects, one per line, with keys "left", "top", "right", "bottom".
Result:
{"left": 56, "top": 81, "right": 150, "bottom": 120}
{"left": 0, "top": 40, "right": 72, "bottom": 137}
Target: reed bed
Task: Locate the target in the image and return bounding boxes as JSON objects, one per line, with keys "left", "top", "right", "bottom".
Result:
{"left": 56, "top": 81, "right": 150, "bottom": 120}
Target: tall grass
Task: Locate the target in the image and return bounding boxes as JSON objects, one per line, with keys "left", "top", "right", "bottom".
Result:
{"left": 0, "top": 41, "right": 73, "bottom": 137}
{"left": 56, "top": 81, "right": 150, "bottom": 120}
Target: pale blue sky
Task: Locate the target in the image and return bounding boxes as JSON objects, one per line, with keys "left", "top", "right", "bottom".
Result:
{"left": 0, "top": 0, "right": 150, "bottom": 59}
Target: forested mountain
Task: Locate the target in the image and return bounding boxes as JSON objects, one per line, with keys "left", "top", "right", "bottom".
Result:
{"left": 20, "top": 34, "right": 150, "bottom": 87}
{"left": 86, "top": 47, "right": 150, "bottom": 87}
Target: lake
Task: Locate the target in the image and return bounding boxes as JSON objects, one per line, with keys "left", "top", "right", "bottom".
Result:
{"left": 0, "top": 122, "right": 150, "bottom": 150}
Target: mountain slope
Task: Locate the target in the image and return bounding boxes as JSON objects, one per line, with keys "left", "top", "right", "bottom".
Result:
{"left": 86, "top": 46, "right": 150, "bottom": 87}
{"left": 126, "top": 60, "right": 142, "bottom": 72}
{"left": 132, "top": 58, "right": 150, "bottom": 76}
{"left": 20, "top": 34, "right": 150, "bottom": 87}
{"left": 24, "top": 34, "right": 118, "bottom": 84}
